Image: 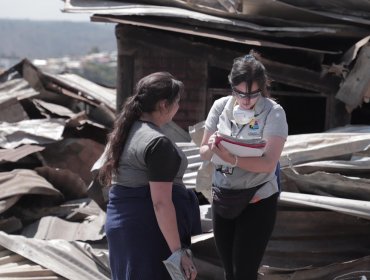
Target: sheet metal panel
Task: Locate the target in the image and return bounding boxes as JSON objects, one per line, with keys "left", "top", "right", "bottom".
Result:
{"left": 280, "top": 191, "right": 370, "bottom": 220}
{"left": 0, "top": 246, "right": 65, "bottom": 279}
{"left": 0, "top": 169, "right": 63, "bottom": 214}
{"left": 0, "top": 78, "right": 39, "bottom": 104}
{"left": 22, "top": 212, "right": 106, "bottom": 241}
{"left": 0, "top": 145, "right": 44, "bottom": 163}
{"left": 32, "top": 99, "right": 76, "bottom": 118}
{"left": 280, "top": 132, "right": 370, "bottom": 167}
{"left": 0, "top": 232, "right": 110, "bottom": 280}
{"left": 192, "top": 208, "right": 370, "bottom": 278}
{"left": 92, "top": 15, "right": 340, "bottom": 54}
{"left": 0, "top": 169, "right": 63, "bottom": 200}
{"left": 0, "top": 98, "right": 29, "bottom": 122}
{"left": 0, "top": 119, "right": 65, "bottom": 149}
{"left": 47, "top": 73, "right": 116, "bottom": 110}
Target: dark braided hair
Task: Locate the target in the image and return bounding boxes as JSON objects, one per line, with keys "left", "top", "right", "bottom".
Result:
{"left": 98, "top": 72, "right": 184, "bottom": 186}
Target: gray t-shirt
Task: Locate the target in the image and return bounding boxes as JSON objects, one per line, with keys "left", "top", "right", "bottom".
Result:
{"left": 112, "top": 120, "right": 188, "bottom": 187}
{"left": 205, "top": 95, "right": 288, "bottom": 201}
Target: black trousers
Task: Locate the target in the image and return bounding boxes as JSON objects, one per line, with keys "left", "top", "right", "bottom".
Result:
{"left": 212, "top": 192, "right": 279, "bottom": 280}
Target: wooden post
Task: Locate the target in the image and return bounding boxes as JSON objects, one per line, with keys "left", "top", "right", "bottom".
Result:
{"left": 115, "top": 24, "right": 135, "bottom": 112}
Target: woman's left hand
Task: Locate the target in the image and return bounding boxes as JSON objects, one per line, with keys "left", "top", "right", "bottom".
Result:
{"left": 181, "top": 250, "right": 197, "bottom": 280}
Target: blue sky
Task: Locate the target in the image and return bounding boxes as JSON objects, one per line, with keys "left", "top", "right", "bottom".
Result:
{"left": 0, "top": 0, "right": 90, "bottom": 21}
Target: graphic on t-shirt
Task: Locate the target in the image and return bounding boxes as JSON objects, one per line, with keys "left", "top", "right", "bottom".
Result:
{"left": 249, "top": 119, "right": 259, "bottom": 130}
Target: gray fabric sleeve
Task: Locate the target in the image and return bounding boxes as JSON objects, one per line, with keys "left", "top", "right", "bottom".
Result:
{"left": 204, "top": 97, "right": 229, "bottom": 133}
{"left": 263, "top": 104, "right": 288, "bottom": 139}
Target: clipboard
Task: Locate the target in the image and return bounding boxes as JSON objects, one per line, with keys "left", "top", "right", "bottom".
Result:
{"left": 211, "top": 134, "right": 266, "bottom": 166}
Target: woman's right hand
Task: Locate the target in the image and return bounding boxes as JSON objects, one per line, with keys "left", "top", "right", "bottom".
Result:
{"left": 181, "top": 249, "right": 197, "bottom": 280}
{"left": 200, "top": 130, "right": 218, "bottom": 161}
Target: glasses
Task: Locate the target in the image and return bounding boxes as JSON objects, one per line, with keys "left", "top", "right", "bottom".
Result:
{"left": 232, "top": 87, "right": 261, "bottom": 99}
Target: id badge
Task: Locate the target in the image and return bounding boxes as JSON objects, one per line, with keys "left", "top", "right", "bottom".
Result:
{"left": 220, "top": 165, "right": 234, "bottom": 175}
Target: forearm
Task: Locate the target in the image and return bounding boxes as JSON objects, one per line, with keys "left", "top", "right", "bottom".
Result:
{"left": 200, "top": 130, "right": 216, "bottom": 161}
{"left": 236, "top": 155, "right": 276, "bottom": 173}
{"left": 153, "top": 200, "right": 181, "bottom": 253}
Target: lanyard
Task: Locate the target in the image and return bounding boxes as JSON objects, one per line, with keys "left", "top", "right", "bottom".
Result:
{"left": 230, "top": 121, "right": 247, "bottom": 138}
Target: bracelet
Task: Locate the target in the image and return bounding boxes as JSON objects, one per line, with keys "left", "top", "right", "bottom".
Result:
{"left": 230, "top": 155, "right": 238, "bottom": 167}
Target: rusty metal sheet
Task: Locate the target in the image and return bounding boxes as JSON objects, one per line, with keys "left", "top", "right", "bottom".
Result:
{"left": 32, "top": 99, "right": 76, "bottom": 118}
{"left": 0, "top": 97, "right": 29, "bottom": 122}
{"left": 0, "top": 119, "right": 65, "bottom": 149}
{"left": 40, "top": 138, "right": 105, "bottom": 185}
{"left": 35, "top": 166, "right": 88, "bottom": 200}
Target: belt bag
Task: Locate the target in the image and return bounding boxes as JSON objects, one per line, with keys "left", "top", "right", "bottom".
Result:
{"left": 212, "top": 183, "right": 264, "bottom": 219}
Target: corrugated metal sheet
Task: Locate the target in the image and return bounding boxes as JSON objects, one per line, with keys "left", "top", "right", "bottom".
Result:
{"left": 0, "top": 169, "right": 63, "bottom": 208}
{"left": 64, "top": 0, "right": 370, "bottom": 46}
{"left": 280, "top": 132, "right": 370, "bottom": 168}
{"left": 45, "top": 73, "right": 116, "bottom": 111}
{"left": 0, "top": 119, "right": 65, "bottom": 149}
{"left": 0, "top": 78, "right": 39, "bottom": 104}
{"left": 192, "top": 207, "right": 370, "bottom": 279}
{"left": 0, "top": 145, "right": 44, "bottom": 163}
{"left": 0, "top": 245, "right": 65, "bottom": 279}
{"left": 33, "top": 99, "right": 76, "bottom": 118}
{"left": 0, "top": 231, "right": 110, "bottom": 280}
{"left": 22, "top": 212, "right": 106, "bottom": 241}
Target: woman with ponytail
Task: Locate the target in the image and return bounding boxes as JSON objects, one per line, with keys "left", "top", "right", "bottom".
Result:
{"left": 98, "top": 72, "right": 201, "bottom": 280}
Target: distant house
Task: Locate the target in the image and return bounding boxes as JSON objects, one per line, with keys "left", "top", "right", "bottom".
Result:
{"left": 63, "top": 0, "right": 370, "bottom": 134}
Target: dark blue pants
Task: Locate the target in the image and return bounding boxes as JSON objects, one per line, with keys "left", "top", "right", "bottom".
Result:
{"left": 105, "top": 184, "right": 201, "bottom": 280}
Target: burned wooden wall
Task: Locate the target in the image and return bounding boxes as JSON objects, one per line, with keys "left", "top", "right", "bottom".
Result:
{"left": 115, "top": 24, "right": 349, "bottom": 134}
{"left": 116, "top": 24, "right": 208, "bottom": 130}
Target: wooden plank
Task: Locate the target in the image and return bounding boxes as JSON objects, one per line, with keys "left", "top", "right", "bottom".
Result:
{"left": 116, "top": 25, "right": 135, "bottom": 111}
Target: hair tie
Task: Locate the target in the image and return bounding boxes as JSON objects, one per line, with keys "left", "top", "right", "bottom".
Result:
{"left": 244, "top": 54, "right": 254, "bottom": 60}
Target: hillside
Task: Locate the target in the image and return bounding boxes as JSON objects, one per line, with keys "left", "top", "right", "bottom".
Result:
{"left": 0, "top": 19, "right": 116, "bottom": 59}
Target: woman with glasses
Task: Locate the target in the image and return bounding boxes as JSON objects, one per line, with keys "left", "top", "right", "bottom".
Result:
{"left": 199, "top": 51, "right": 288, "bottom": 280}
